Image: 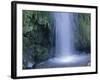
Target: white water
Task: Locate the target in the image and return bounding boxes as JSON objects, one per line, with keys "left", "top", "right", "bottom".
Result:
{"left": 54, "top": 12, "right": 74, "bottom": 57}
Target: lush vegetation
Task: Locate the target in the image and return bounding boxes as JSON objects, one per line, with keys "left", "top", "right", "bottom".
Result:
{"left": 23, "top": 10, "right": 55, "bottom": 69}
{"left": 74, "top": 13, "right": 91, "bottom": 53}
{"left": 23, "top": 11, "right": 91, "bottom": 69}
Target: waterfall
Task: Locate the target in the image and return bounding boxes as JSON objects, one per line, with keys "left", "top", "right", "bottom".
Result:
{"left": 35, "top": 12, "right": 90, "bottom": 68}
{"left": 54, "top": 12, "right": 74, "bottom": 57}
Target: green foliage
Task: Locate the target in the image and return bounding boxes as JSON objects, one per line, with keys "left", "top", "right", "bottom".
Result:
{"left": 74, "top": 13, "right": 91, "bottom": 52}
{"left": 23, "top": 10, "right": 54, "bottom": 69}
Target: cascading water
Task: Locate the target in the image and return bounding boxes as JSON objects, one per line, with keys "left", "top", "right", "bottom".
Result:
{"left": 48, "top": 12, "right": 77, "bottom": 64}
{"left": 36, "top": 12, "right": 90, "bottom": 68}
{"left": 54, "top": 12, "right": 74, "bottom": 57}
